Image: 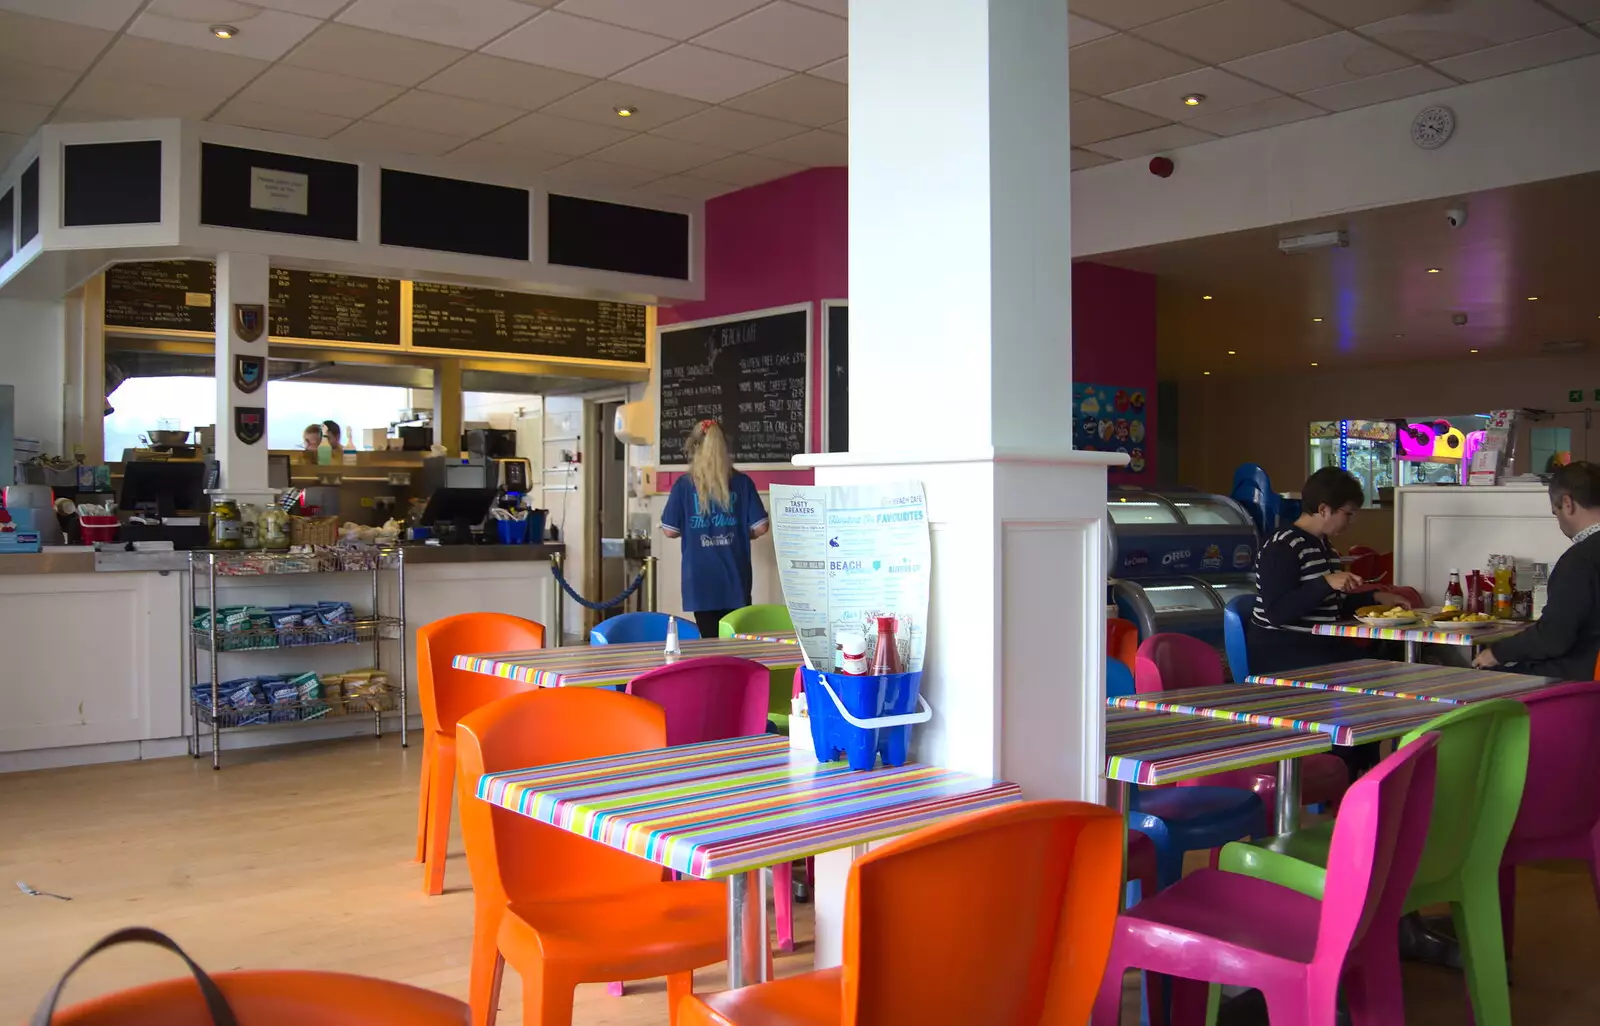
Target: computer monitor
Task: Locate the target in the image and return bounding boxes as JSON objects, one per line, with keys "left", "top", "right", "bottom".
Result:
{"left": 120, "top": 461, "right": 207, "bottom": 517}
{"left": 420, "top": 487, "right": 496, "bottom": 531}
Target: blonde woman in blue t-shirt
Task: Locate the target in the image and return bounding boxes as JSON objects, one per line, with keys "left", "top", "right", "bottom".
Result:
{"left": 660, "top": 420, "right": 769, "bottom": 636}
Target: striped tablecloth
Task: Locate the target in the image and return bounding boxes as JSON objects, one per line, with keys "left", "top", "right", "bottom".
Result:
{"left": 1109, "top": 683, "right": 1447, "bottom": 746}
{"left": 1311, "top": 621, "right": 1528, "bottom": 647}
{"left": 1247, "top": 658, "right": 1559, "bottom": 705}
{"left": 453, "top": 637, "right": 804, "bottom": 688}
{"left": 477, "top": 734, "right": 1022, "bottom": 878}
{"left": 731, "top": 630, "right": 798, "bottom": 644}
{"left": 1105, "top": 707, "right": 1332, "bottom": 786}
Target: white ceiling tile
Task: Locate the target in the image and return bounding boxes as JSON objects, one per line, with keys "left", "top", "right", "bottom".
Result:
{"left": 823, "top": 117, "right": 845, "bottom": 135}
{"left": 366, "top": 91, "right": 527, "bottom": 136}
{"left": 1358, "top": 0, "right": 1571, "bottom": 61}
{"left": 809, "top": 56, "right": 847, "bottom": 83}
{"left": 1222, "top": 31, "right": 1413, "bottom": 95}
{"left": 1065, "top": 0, "right": 1216, "bottom": 31}
{"left": 788, "top": 0, "right": 845, "bottom": 16}
{"left": 421, "top": 54, "right": 593, "bottom": 108}
{"left": 333, "top": 119, "right": 468, "bottom": 155}
{"left": 552, "top": 0, "right": 769, "bottom": 40}
{"left": 0, "top": 133, "right": 24, "bottom": 169}
{"left": 1297, "top": 64, "right": 1454, "bottom": 111}
{"left": 128, "top": 2, "right": 321, "bottom": 61}
{"left": 250, "top": 0, "right": 349, "bottom": 15}
{"left": 93, "top": 35, "right": 270, "bottom": 93}
{"left": 1068, "top": 14, "right": 1117, "bottom": 46}
{"left": 613, "top": 44, "right": 790, "bottom": 103}
{"left": 1084, "top": 122, "right": 1217, "bottom": 159}
{"left": 1135, "top": 0, "right": 1337, "bottom": 64}
{"left": 1106, "top": 67, "right": 1280, "bottom": 122}
{"left": 0, "top": 98, "right": 52, "bottom": 135}
{"left": 1068, "top": 98, "right": 1170, "bottom": 145}
{"left": 543, "top": 157, "right": 661, "bottom": 188}
{"left": 539, "top": 80, "right": 707, "bottom": 132}
{"left": 64, "top": 77, "right": 222, "bottom": 119}
{"left": 1431, "top": 26, "right": 1600, "bottom": 81}
{"left": 750, "top": 128, "right": 846, "bottom": 165}
{"left": 588, "top": 134, "right": 731, "bottom": 173}
{"left": 338, "top": 0, "right": 537, "bottom": 50}
{"left": 485, "top": 110, "right": 633, "bottom": 154}
{"left": 1183, "top": 94, "right": 1325, "bottom": 135}
{"left": 0, "top": 11, "right": 115, "bottom": 71}
{"left": 695, "top": 2, "right": 847, "bottom": 72}
{"left": 0, "top": 60, "right": 82, "bottom": 106}
{"left": 1071, "top": 148, "right": 1116, "bottom": 170}
{"left": 284, "top": 24, "right": 467, "bottom": 87}
{"left": 1290, "top": 0, "right": 1436, "bottom": 29}
{"left": 633, "top": 174, "right": 734, "bottom": 200}
{"left": 1068, "top": 33, "right": 1206, "bottom": 95}
{"left": 651, "top": 107, "right": 807, "bottom": 149}
{"left": 237, "top": 65, "right": 404, "bottom": 119}
{"left": 211, "top": 99, "right": 352, "bottom": 138}
{"left": 443, "top": 138, "right": 570, "bottom": 172}
{"left": 1545, "top": 0, "right": 1600, "bottom": 20}
{"left": 485, "top": 10, "right": 674, "bottom": 77}
{"left": 683, "top": 151, "right": 805, "bottom": 186}
{"left": 723, "top": 73, "right": 845, "bottom": 126}
{"left": 0, "top": 0, "right": 141, "bottom": 31}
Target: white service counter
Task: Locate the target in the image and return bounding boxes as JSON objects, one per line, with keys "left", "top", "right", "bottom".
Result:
{"left": 0, "top": 546, "right": 559, "bottom": 772}
{"left": 1393, "top": 484, "right": 1567, "bottom": 606}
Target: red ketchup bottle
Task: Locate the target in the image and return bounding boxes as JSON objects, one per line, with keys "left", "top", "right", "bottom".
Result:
{"left": 870, "top": 616, "right": 902, "bottom": 676}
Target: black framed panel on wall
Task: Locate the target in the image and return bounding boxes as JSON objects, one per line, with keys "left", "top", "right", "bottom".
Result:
{"left": 547, "top": 194, "right": 690, "bottom": 281}
{"left": 20, "top": 158, "right": 41, "bottom": 244}
{"left": 0, "top": 188, "right": 13, "bottom": 265}
{"left": 200, "top": 143, "right": 359, "bottom": 241}
{"left": 822, "top": 300, "right": 847, "bottom": 453}
{"left": 380, "top": 169, "right": 529, "bottom": 261}
{"left": 64, "top": 142, "right": 161, "bottom": 226}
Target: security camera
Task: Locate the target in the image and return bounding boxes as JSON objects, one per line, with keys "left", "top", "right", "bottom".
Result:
{"left": 1445, "top": 205, "right": 1468, "bottom": 229}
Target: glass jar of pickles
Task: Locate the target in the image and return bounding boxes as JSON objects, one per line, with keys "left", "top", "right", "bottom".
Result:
{"left": 258, "top": 507, "right": 290, "bottom": 550}
{"left": 211, "top": 499, "right": 242, "bottom": 549}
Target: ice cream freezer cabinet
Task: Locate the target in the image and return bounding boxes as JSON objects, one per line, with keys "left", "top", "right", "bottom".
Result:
{"left": 1106, "top": 488, "right": 1259, "bottom": 649}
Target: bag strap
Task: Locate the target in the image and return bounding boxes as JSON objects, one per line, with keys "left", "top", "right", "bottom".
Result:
{"left": 31, "top": 927, "right": 239, "bottom": 1026}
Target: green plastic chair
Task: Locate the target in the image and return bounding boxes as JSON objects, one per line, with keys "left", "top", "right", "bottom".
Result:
{"left": 718, "top": 604, "right": 795, "bottom": 731}
{"left": 1216, "top": 699, "right": 1530, "bottom": 1026}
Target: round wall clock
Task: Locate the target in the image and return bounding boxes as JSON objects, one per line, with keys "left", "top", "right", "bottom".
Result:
{"left": 1411, "top": 105, "right": 1455, "bottom": 150}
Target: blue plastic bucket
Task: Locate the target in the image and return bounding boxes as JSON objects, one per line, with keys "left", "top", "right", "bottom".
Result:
{"left": 802, "top": 668, "right": 931, "bottom": 771}
{"left": 495, "top": 518, "right": 530, "bottom": 545}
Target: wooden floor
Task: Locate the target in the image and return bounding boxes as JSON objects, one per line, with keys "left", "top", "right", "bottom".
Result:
{"left": 2, "top": 737, "right": 1597, "bottom": 1024}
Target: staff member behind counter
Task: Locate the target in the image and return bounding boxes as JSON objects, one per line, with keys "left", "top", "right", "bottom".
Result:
{"left": 1474, "top": 461, "right": 1600, "bottom": 678}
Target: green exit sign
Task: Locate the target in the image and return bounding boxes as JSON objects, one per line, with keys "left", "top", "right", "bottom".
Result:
{"left": 1571, "top": 389, "right": 1585, "bottom": 402}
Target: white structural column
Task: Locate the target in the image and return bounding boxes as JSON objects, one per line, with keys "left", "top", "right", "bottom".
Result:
{"left": 213, "top": 252, "right": 272, "bottom": 501}
{"left": 797, "top": 0, "right": 1123, "bottom": 966}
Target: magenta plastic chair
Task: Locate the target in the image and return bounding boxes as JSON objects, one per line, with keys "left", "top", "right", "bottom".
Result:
{"left": 625, "top": 655, "right": 770, "bottom": 746}
{"left": 1500, "top": 680, "right": 1600, "bottom": 965}
{"left": 1092, "top": 733, "right": 1440, "bottom": 1026}
{"left": 1136, "top": 633, "right": 1350, "bottom": 823}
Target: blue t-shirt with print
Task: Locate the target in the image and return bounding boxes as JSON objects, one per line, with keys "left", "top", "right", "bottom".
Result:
{"left": 661, "top": 471, "right": 768, "bottom": 612}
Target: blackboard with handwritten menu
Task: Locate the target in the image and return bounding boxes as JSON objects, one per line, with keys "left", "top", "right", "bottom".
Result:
{"left": 104, "top": 260, "right": 217, "bottom": 333}
{"left": 269, "top": 268, "right": 400, "bottom": 345}
{"left": 410, "top": 281, "right": 647, "bottom": 363}
{"left": 657, "top": 307, "right": 809, "bottom": 466}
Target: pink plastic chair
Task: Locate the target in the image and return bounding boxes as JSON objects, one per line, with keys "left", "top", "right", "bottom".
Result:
{"left": 1092, "top": 733, "right": 1440, "bottom": 1026}
{"left": 1500, "top": 680, "right": 1600, "bottom": 966}
{"left": 1136, "top": 633, "right": 1350, "bottom": 824}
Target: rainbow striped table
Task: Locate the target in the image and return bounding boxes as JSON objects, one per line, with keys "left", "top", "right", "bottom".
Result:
{"left": 1105, "top": 707, "right": 1331, "bottom": 786}
{"left": 1109, "top": 683, "right": 1445, "bottom": 747}
{"left": 731, "top": 630, "right": 798, "bottom": 644}
{"left": 1312, "top": 620, "right": 1527, "bottom": 661}
{"left": 477, "top": 733, "right": 1021, "bottom": 988}
{"left": 453, "top": 637, "right": 803, "bottom": 688}
{"left": 1247, "top": 658, "right": 1559, "bottom": 705}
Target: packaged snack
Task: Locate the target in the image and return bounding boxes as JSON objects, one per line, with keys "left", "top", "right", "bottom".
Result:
{"left": 289, "top": 671, "right": 329, "bottom": 721}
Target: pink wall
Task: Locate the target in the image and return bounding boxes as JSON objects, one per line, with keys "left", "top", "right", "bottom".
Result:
{"left": 657, "top": 167, "right": 846, "bottom": 490}
{"left": 658, "top": 169, "right": 1159, "bottom": 486}
{"left": 1073, "top": 261, "right": 1159, "bottom": 485}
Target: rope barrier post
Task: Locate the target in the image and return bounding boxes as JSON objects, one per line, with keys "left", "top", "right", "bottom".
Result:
{"left": 551, "top": 551, "right": 565, "bottom": 648}
{"left": 644, "top": 556, "right": 659, "bottom": 612}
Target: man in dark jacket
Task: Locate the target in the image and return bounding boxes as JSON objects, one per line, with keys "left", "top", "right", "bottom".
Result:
{"left": 1474, "top": 461, "right": 1600, "bottom": 679}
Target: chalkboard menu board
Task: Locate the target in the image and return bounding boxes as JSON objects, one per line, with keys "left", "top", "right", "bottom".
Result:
{"left": 658, "top": 307, "right": 809, "bottom": 467}
{"left": 105, "top": 260, "right": 216, "bottom": 333}
{"left": 410, "top": 282, "right": 647, "bottom": 363}
{"left": 269, "top": 268, "right": 400, "bottom": 345}
{"left": 824, "top": 302, "right": 847, "bottom": 453}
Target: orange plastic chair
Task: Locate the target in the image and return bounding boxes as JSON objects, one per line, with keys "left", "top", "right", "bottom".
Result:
{"left": 456, "top": 688, "right": 728, "bottom": 1026}
{"left": 1108, "top": 618, "right": 1139, "bottom": 674}
{"left": 415, "top": 613, "right": 546, "bottom": 897}
{"left": 679, "top": 800, "right": 1124, "bottom": 1026}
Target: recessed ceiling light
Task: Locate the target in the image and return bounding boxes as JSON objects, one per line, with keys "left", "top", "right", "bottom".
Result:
{"left": 1310, "top": 362, "right": 1319, "bottom": 367}
{"left": 613, "top": 105, "right": 638, "bottom": 118}
{"left": 1426, "top": 267, "right": 1441, "bottom": 274}
{"left": 1202, "top": 294, "right": 1213, "bottom": 300}
{"left": 1312, "top": 317, "right": 1323, "bottom": 322}
{"left": 1226, "top": 350, "right": 1236, "bottom": 355}
{"left": 1203, "top": 371, "right": 1211, "bottom": 376}
{"left": 1470, "top": 348, "right": 1479, "bottom": 353}
{"left": 1182, "top": 93, "right": 1205, "bottom": 107}
{"left": 210, "top": 24, "right": 238, "bottom": 38}
{"left": 1394, "top": 333, "right": 1405, "bottom": 338}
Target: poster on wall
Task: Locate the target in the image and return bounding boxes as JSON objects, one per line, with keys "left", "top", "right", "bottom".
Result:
{"left": 1072, "top": 383, "right": 1149, "bottom": 474}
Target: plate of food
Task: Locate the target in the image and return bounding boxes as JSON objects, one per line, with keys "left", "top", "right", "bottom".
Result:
{"left": 1355, "top": 604, "right": 1421, "bottom": 628}
{"left": 1428, "top": 610, "right": 1502, "bottom": 629}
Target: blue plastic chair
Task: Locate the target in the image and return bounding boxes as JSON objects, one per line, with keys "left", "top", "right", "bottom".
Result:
{"left": 1107, "top": 657, "right": 1265, "bottom": 890}
{"left": 589, "top": 611, "right": 701, "bottom": 646}
{"left": 1222, "top": 594, "right": 1254, "bottom": 683}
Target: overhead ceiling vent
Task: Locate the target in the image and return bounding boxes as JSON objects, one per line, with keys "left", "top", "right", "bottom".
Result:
{"left": 1541, "top": 339, "right": 1589, "bottom": 355}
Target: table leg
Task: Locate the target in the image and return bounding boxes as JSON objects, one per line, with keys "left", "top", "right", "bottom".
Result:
{"left": 1109, "top": 780, "right": 1131, "bottom": 910}
{"left": 1405, "top": 640, "right": 1419, "bottom": 663}
{"left": 726, "top": 869, "right": 770, "bottom": 990}
{"left": 1274, "top": 758, "right": 1301, "bottom": 835}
